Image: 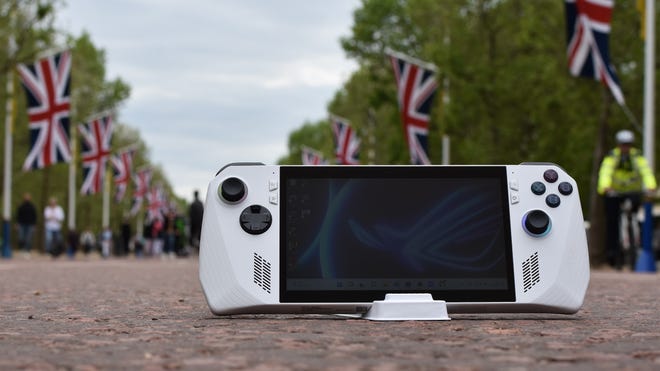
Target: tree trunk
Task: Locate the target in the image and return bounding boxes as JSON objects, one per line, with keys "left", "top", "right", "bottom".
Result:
{"left": 587, "top": 89, "right": 612, "bottom": 266}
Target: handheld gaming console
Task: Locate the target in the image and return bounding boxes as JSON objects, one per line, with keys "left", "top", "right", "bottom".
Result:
{"left": 199, "top": 163, "right": 590, "bottom": 316}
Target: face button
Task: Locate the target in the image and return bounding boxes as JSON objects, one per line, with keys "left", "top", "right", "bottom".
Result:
{"left": 531, "top": 181, "right": 546, "bottom": 195}
{"left": 543, "top": 169, "right": 559, "bottom": 183}
{"left": 545, "top": 194, "right": 561, "bottom": 208}
{"left": 523, "top": 209, "right": 551, "bottom": 237}
{"left": 240, "top": 205, "right": 272, "bottom": 235}
{"left": 558, "top": 182, "right": 573, "bottom": 196}
{"left": 220, "top": 177, "right": 246, "bottom": 203}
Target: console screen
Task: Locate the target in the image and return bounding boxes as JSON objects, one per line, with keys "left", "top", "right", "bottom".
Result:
{"left": 280, "top": 166, "right": 515, "bottom": 302}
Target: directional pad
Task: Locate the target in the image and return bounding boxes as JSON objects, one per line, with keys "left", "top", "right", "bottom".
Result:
{"left": 239, "top": 205, "right": 272, "bottom": 235}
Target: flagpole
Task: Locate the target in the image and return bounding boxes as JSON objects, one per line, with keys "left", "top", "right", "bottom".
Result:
{"left": 642, "top": 0, "right": 655, "bottom": 171}
{"left": 2, "top": 73, "right": 13, "bottom": 259}
{"left": 2, "top": 20, "right": 16, "bottom": 259}
{"left": 101, "top": 112, "right": 116, "bottom": 232}
{"left": 102, "top": 167, "right": 110, "bottom": 230}
{"left": 442, "top": 135, "right": 450, "bottom": 165}
{"left": 367, "top": 107, "right": 376, "bottom": 165}
{"left": 136, "top": 211, "right": 143, "bottom": 248}
{"left": 2, "top": 78, "right": 14, "bottom": 259}
{"left": 68, "top": 113, "right": 77, "bottom": 232}
{"left": 635, "top": 0, "right": 657, "bottom": 273}
{"left": 384, "top": 47, "right": 439, "bottom": 72}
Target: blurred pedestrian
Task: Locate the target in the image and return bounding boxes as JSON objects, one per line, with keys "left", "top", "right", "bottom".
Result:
{"left": 67, "top": 229, "right": 80, "bottom": 259}
{"left": 143, "top": 221, "right": 153, "bottom": 256}
{"left": 120, "top": 217, "right": 131, "bottom": 257}
{"left": 44, "top": 197, "right": 65, "bottom": 257}
{"left": 164, "top": 209, "right": 177, "bottom": 259}
{"left": 134, "top": 235, "right": 144, "bottom": 258}
{"left": 189, "top": 190, "right": 204, "bottom": 251}
{"left": 151, "top": 218, "right": 163, "bottom": 257}
{"left": 80, "top": 227, "right": 95, "bottom": 257}
{"left": 15, "top": 193, "right": 37, "bottom": 258}
{"left": 598, "top": 130, "right": 657, "bottom": 269}
{"left": 175, "top": 211, "right": 186, "bottom": 256}
{"left": 101, "top": 226, "right": 113, "bottom": 259}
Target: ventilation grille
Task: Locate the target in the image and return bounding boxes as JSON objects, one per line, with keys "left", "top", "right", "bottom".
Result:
{"left": 253, "top": 253, "right": 272, "bottom": 294}
{"left": 522, "top": 252, "right": 541, "bottom": 293}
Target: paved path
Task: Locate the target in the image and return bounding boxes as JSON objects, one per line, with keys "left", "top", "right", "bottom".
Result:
{"left": 1, "top": 257, "right": 659, "bottom": 370}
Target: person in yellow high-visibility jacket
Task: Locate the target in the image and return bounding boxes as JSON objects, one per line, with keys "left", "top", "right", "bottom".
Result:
{"left": 598, "top": 130, "right": 657, "bottom": 269}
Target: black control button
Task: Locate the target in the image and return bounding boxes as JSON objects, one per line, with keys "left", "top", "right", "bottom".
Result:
{"left": 546, "top": 194, "right": 561, "bottom": 208}
{"left": 543, "top": 169, "right": 559, "bottom": 183}
{"left": 558, "top": 182, "right": 573, "bottom": 196}
{"left": 531, "top": 181, "right": 546, "bottom": 195}
{"left": 240, "top": 205, "right": 272, "bottom": 235}
{"left": 220, "top": 177, "right": 246, "bottom": 203}
{"left": 523, "top": 210, "right": 551, "bottom": 237}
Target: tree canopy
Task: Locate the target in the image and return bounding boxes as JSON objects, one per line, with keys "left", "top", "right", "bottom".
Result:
{"left": 279, "top": 0, "right": 653, "bottom": 204}
{"left": 277, "top": 0, "right": 655, "bottom": 261}
{"left": 1, "top": 0, "right": 181, "bottom": 245}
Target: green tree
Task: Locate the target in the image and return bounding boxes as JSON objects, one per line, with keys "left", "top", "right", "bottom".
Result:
{"left": 279, "top": 0, "right": 656, "bottom": 263}
{"left": 0, "top": 0, "right": 59, "bottom": 74}
{"left": 54, "top": 32, "right": 132, "bottom": 233}
{"left": 277, "top": 120, "right": 333, "bottom": 164}
{"left": 1, "top": 2, "right": 182, "bottom": 251}
{"left": 327, "top": 66, "right": 407, "bottom": 164}
{"left": 1, "top": 0, "right": 61, "bottom": 251}
{"left": 338, "top": 0, "right": 419, "bottom": 164}
{"left": 68, "top": 32, "right": 130, "bottom": 122}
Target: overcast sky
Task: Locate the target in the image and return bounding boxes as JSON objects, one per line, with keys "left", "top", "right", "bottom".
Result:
{"left": 56, "top": 0, "right": 360, "bottom": 202}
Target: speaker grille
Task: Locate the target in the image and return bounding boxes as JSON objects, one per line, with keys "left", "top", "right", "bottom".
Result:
{"left": 253, "top": 253, "right": 272, "bottom": 294}
{"left": 522, "top": 252, "right": 540, "bottom": 293}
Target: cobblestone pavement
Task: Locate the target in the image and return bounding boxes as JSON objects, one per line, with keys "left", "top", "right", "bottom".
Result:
{"left": 1, "top": 256, "right": 659, "bottom": 370}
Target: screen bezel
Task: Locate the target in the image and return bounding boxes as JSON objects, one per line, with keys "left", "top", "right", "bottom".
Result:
{"left": 279, "top": 166, "right": 516, "bottom": 303}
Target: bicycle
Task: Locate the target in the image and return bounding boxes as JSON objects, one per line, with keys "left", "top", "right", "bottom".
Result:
{"left": 604, "top": 191, "right": 644, "bottom": 270}
{"left": 618, "top": 194, "right": 640, "bottom": 270}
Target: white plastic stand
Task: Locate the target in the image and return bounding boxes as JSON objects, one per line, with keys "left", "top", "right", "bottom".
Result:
{"left": 362, "top": 293, "right": 451, "bottom": 321}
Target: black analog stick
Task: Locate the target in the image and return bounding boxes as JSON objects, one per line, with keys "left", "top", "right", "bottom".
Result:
{"left": 523, "top": 210, "right": 551, "bottom": 237}
{"left": 220, "top": 177, "right": 246, "bottom": 203}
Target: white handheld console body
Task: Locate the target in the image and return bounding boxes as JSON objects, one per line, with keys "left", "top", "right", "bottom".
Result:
{"left": 200, "top": 163, "right": 589, "bottom": 315}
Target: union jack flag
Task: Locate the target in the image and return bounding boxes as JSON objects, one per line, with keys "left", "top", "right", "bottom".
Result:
{"left": 301, "top": 146, "right": 327, "bottom": 165}
{"left": 79, "top": 115, "right": 114, "bottom": 195}
{"left": 17, "top": 51, "right": 72, "bottom": 170}
{"left": 330, "top": 115, "right": 360, "bottom": 165}
{"left": 388, "top": 50, "right": 438, "bottom": 165}
{"left": 110, "top": 148, "right": 135, "bottom": 201}
{"left": 146, "top": 186, "right": 167, "bottom": 223}
{"left": 565, "top": 0, "right": 624, "bottom": 104}
{"left": 130, "top": 168, "right": 151, "bottom": 216}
